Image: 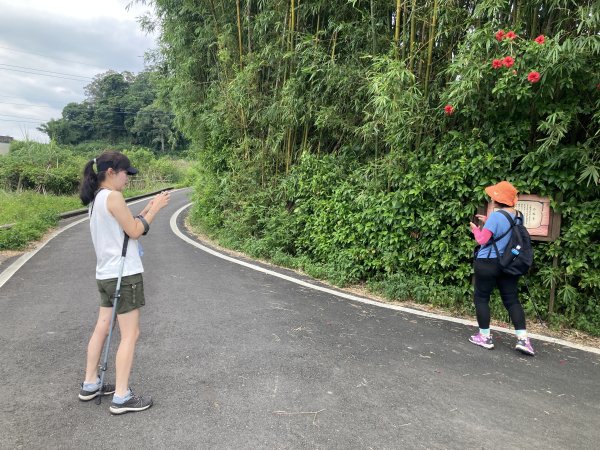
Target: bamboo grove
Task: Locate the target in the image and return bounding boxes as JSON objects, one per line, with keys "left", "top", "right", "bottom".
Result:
{"left": 138, "top": 0, "right": 600, "bottom": 334}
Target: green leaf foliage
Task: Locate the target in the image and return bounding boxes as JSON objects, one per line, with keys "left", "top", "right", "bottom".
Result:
{"left": 147, "top": 0, "right": 600, "bottom": 334}
{"left": 0, "top": 141, "right": 193, "bottom": 249}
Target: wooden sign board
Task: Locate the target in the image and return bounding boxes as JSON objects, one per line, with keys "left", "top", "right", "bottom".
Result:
{"left": 485, "top": 194, "right": 561, "bottom": 241}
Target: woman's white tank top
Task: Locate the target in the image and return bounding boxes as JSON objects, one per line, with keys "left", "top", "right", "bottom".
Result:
{"left": 90, "top": 189, "right": 144, "bottom": 280}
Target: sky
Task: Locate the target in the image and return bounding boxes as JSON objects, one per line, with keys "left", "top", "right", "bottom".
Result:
{"left": 0, "top": 0, "right": 157, "bottom": 142}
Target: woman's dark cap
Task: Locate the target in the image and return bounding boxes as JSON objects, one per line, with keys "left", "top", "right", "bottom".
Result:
{"left": 96, "top": 158, "right": 138, "bottom": 175}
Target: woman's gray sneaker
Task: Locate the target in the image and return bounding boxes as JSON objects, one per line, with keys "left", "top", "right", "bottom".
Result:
{"left": 109, "top": 393, "right": 153, "bottom": 415}
{"left": 78, "top": 383, "right": 116, "bottom": 401}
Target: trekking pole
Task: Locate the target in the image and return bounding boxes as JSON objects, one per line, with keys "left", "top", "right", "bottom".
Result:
{"left": 96, "top": 235, "right": 129, "bottom": 405}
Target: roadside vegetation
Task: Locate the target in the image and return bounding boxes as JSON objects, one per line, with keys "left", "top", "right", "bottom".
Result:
{"left": 0, "top": 141, "right": 192, "bottom": 250}
{"left": 143, "top": 0, "right": 600, "bottom": 335}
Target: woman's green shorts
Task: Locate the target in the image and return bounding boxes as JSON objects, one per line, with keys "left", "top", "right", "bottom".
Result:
{"left": 97, "top": 273, "right": 145, "bottom": 315}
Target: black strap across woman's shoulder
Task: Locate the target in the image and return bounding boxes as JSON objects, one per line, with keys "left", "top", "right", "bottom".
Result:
{"left": 488, "top": 210, "right": 521, "bottom": 258}
{"left": 89, "top": 188, "right": 107, "bottom": 217}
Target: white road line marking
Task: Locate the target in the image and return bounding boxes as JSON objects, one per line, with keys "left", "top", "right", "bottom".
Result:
{"left": 0, "top": 217, "right": 88, "bottom": 289}
{"left": 170, "top": 202, "right": 600, "bottom": 356}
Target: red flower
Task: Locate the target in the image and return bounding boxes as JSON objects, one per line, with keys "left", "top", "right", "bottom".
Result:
{"left": 503, "top": 56, "right": 515, "bottom": 68}
{"left": 506, "top": 31, "right": 517, "bottom": 40}
{"left": 492, "top": 59, "right": 503, "bottom": 69}
{"left": 534, "top": 35, "right": 545, "bottom": 44}
{"left": 495, "top": 30, "right": 505, "bottom": 41}
{"left": 444, "top": 105, "right": 455, "bottom": 115}
{"left": 527, "top": 71, "right": 541, "bottom": 83}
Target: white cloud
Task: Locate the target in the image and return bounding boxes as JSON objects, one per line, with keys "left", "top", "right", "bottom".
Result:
{"left": 15, "top": 0, "right": 147, "bottom": 20}
{"left": 0, "top": 0, "right": 156, "bottom": 142}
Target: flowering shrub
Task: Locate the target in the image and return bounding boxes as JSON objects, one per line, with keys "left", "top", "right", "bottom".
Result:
{"left": 503, "top": 56, "right": 515, "bottom": 68}
{"left": 527, "top": 71, "right": 541, "bottom": 83}
{"left": 185, "top": 5, "right": 600, "bottom": 336}
{"left": 441, "top": 24, "right": 600, "bottom": 333}
{"left": 492, "top": 59, "right": 503, "bottom": 69}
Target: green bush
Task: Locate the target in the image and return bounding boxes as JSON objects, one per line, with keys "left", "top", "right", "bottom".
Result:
{"left": 0, "top": 190, "right": 81, "bottom": 250}
{"left": 0, "top": 141, "right": 192, "bottom": 250}
{"left": 0, "top": 141, "right": 191, "bottom": 197}
{"left": 182, "top": 7, "right": 599, "bottom": 334}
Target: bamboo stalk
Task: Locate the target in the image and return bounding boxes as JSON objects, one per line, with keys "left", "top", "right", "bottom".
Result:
{"left": 394, "top": 0, "right": 402, "bottom": 59}
{"left": 424, "top": 0, "right": 438, "bottom": 98}
{"left": 302, "top": 123, "right": 309, "bottom": 152}
{"left": 370, "top": 0, "right": 377, "bottom": 54}
{"left": 544, "top": 9, "right": 556, "bottom": 35}
{"left": 530, "top": 3, "right": 538, "bottom": 37}
{"left": 241, "top": 107, "right": 248, "bottom": 158}
{"left": 285, "top": 128, "right": 293, "bottom": 174}
{"left": 512, "top": 0, "right": 519, "bottom": 26}
{"left": 317, "top": 131, "right": 322, "bottom": 155}
{"left": 331, "top": 30, "right": 338, "bottom": 62}
{"left": 236, "top": 0, "right": 244, "bottom": 67}
{"left": 417, "top": 19, "right": 426, "bottom": 79}
{"left": 208, "top": 0, "right": 227, "bottom": 82}
{"left": 261, "top": 139, "right": 265, "bottom": 187}
{"left": 289, "top": 0, "right": 295, "bottom": 51}
{"left": 409, "top": 0, "right": 417, "bottom": 72}
{"left": 275, "top": 2, "right": 290, "bottom": 92}
{"left": 247, "top": 0, "right": 252, "bottom": 55}
{"left": 402, "top": 0, "right": 409, "bottom": 60}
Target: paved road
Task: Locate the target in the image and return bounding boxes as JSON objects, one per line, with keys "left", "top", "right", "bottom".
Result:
{"left": 0, "top": 189, "right": 599, "bottom": 449}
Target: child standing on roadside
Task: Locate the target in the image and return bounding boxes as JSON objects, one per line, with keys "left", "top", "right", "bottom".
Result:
{"left": 469, "top": 181, "right": 535, "bottom": 356}
{"left": 77, "top": 151, "right": 170, "bottom": 413}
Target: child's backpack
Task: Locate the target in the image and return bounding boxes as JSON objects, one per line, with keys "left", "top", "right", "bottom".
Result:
{"left": 492, "top": 210, "right": 534, "bottom": 276}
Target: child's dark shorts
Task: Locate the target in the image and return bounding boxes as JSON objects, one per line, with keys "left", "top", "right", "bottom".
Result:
{"left": 97, "top": 273, "right": 145, "bottom": 315}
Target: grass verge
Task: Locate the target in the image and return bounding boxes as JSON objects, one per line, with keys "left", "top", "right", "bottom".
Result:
{"left": 0, "top": 191, "right": 81, "bottom": 250}
{"left": 0, "top": 183, "right": 173, "bottom": 250}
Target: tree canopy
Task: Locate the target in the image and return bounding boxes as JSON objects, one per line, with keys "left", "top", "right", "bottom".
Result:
{"left": 39, "top": 70, "right": 187, "bottom": 153}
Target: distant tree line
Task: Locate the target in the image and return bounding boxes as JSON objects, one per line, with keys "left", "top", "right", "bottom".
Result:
{"left": 39, "top": 71, "right": 188, "bottom": 153}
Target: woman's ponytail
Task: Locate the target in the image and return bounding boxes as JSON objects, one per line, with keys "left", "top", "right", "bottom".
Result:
{"left": 79, "top": 159, "right": 98, "bottom": 205}
{"left": 79, "top": 151, "right": 129, "bottom": 204}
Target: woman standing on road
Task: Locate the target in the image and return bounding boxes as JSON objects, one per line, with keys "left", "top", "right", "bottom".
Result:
{"left": 469, "top": 181, "right": 535, "bottom": 356}
{"left": 77, "top": 151, "right": 170, "bottom": 414}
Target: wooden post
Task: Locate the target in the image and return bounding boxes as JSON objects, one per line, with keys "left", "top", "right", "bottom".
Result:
{"left": 548, "top": 254, "right": 558, "bottom": 316}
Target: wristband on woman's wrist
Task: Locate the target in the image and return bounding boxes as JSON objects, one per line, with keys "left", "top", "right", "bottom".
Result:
{"left": 136, "top": 215, "right": 150, "bottom": 235}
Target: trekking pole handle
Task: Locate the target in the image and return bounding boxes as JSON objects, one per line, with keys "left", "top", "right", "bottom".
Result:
{"left": 122, "top": 234, "right": 129, "bottom": 257}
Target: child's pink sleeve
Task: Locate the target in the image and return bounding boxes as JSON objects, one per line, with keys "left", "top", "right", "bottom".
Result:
{"left": 472, "top": 227, "right": 492, "bottom": 245}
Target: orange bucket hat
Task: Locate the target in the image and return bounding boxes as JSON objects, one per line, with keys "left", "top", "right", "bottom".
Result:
{"left": 485, "top": 181, "right": 518, "bottom": 206}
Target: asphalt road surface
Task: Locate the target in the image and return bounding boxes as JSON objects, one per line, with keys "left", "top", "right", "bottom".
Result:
{"left": 0, "top": 188, "right": 598, "bottom": 449}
